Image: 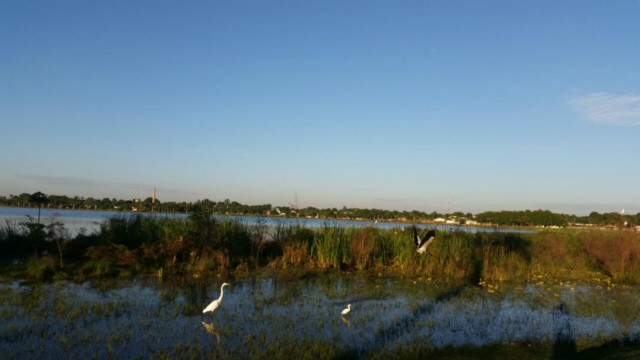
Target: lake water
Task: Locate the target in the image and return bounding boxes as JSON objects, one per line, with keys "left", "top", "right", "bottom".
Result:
{"left": 0, "top": 207, "right": 533, "bottom": 236}
{"left": 1, "top": 276, "right": 638, "bottom": 359}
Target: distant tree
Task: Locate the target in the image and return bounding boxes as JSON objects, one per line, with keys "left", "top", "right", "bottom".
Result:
{"left": 17, "top": 193, "right": 31, "bottom": 207}
{"left": 141, "top": 197, "right": 156, "bottom": 212}
{"left": 29, "top": 191, "right": 49, "bottom": 224}
{"left": 200, "top": 199, "right": 216, "bottom": 214}
{"left": 85, "top": 197, "right": 98, "bottom": 210}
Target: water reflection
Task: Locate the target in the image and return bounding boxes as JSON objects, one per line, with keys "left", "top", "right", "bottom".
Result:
{"left": 201, "top": 321, "right": 221, "bottom": 345}
{"left": 1, "top": 277, "right": 640, "bottom": 358}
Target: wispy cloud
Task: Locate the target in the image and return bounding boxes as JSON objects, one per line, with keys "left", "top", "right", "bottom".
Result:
{"left": 568, "top": 92, "right": 640, "bottom": 126}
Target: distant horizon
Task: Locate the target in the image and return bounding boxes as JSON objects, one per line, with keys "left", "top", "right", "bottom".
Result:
{"left": 2, "top": 1, "right": 638, "bottom": 218}
{"left": 1, "top": 190, "right": 635, "bottom": 218}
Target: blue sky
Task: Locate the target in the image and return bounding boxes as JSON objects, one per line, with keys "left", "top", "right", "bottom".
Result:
{"left": 2, "top": 1, "right": 639, "bottom": 215}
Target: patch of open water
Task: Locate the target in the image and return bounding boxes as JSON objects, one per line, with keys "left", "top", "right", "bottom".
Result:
{"left": 1, "top": 276, "right": 638, "bottom": 358}
{"left": 0, "top": 206, "right": 534, "bottom": 237}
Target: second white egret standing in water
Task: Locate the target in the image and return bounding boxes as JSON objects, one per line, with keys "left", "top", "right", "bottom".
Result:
{"left": 341, "top": 304, "right": 351, "bottom": 316}
{"left": 203, "top": 282, "right": 231, "bottom": 314}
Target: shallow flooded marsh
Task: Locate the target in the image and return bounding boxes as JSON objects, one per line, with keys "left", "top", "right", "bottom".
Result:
{"left": 2, "top": 275, "right": 640, "bottom": 359}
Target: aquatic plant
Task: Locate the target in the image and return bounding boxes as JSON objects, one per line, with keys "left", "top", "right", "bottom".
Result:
{"left": 3, "top": 212, "right": 640, "bottom": 285}
{"left": 581, "top": 230, "right": 640, "bottom": 281}
{"left": 530, "top": 230, "right": 588, "bottom": 281}
{"left": 350, "top": 227, "right": 376, "bottom": 270}
{"left": 24, "top": 256, "right": 56, "bottom": 281}
{"left": 311, "top": 224, "right": 351, "bottom": 269}
{"left": 267, "top": 224, "right": 314, "bottom": 269}
{"left": 3, "top": 277, "right": 640, "bottom": 359}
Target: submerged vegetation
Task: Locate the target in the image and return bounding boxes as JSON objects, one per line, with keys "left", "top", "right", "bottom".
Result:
{"left": 1, "top": 205, "right": 640, "bottom": 286}
{"left": 2, "top": 276, "right": 640, "bottom": 359}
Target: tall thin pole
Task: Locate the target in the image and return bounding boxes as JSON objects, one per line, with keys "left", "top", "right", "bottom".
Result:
{"left": 152, "top": 187, "right": 156, "bottom": 212}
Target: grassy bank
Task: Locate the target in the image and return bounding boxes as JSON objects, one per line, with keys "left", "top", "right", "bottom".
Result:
{"left": 1, "top": 210, "right": 640, "bottom": 285}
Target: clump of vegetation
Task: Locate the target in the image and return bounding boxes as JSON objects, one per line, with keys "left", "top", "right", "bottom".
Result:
{"left": 350, "top": 227, "right": 377, "bottom": 270}
{"left": 267, "top": 224, "right": 314, "bottom": 269}
{"left": 2, "top": 209, "right": 640, "bottom": 284}
{"left": 581, "top": 230, "right": 640, "bottom": 281}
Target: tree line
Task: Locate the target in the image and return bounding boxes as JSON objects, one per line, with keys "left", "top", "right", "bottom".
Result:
{"left": 1, "top": 192, "right": 638, "bottom": 228}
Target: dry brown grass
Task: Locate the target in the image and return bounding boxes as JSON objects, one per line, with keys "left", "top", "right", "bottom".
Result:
{"left": 86, "top": 244, "right": 137, "bottom": 266}
{"left": 530, "top": 231, "right": 589, "bottom": 280}
{"left": 581, "top": 230, "right": 640, "bottom": 280}
{"left": 350, "top": 228, "right": 376, "bottom": 270}
{"left": 185, "top": 250, "right": 229, "bottom": 275}
{"left": 141, "top": 237, "right": 185, "bottom": 268}
{"left": 270, "top": 241, "right": 312, "bottom": 269}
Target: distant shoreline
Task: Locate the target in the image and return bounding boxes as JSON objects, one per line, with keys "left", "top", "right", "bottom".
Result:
{"left": 2, "top": 191, "right": 637, "bottom": 229}
{"left": 0, "top": 205, "right": 537, "bottom": 236}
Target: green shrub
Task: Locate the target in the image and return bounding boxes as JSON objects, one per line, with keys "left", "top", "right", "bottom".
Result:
{"left": 25, "top": 257, "right": 56, "bottom": 281}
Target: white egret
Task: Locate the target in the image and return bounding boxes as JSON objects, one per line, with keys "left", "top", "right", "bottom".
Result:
{"left": 413, "top": 226, "right": 436, "bottom": 255}
{"left": 203, "top": 282, "right": 231, "bottom": 314}
{"left": 341, "top": 304, "right": 351, "bottom": 316}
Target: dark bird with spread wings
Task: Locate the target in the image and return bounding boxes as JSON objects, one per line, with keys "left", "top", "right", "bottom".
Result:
{"left": 412, "top": 226, "right": 436, "bottom": 255}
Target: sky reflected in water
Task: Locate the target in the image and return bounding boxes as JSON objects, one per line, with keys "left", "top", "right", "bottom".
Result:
{"left": 1, "top": 276, "right": 639, "bottom": 358}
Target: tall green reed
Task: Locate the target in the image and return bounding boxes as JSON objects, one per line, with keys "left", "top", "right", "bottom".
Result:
{"left": 311, "top": 224, "right": 351, "bottom": 269}
{"left": 4, "top": 212, "right": 640, "bottom": 284}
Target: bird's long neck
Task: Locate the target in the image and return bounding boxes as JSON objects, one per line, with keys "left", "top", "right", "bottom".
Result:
{"left": 218, "top": 285, "right": 226, "bottom": 301}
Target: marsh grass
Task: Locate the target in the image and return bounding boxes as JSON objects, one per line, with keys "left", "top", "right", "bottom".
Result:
{"left": 349, "top": 228, "right": 376, "bottom": 270}
{"left": 311, "top": 224, "right": 351, "bottom": 269}
{"left": 24, "top": 256, "right": 57, "bottom": 281}
{"left": 3, "top": 213, "right": 640, "bottom": 284}
{"left": 581, "top": 230, "right": 640, "bottom": 281}
{"left": 267, "top": 224, "right": 314, "bottom": 269}
{"left": 530, "top": 230, "right": 590, "bottom": 281}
